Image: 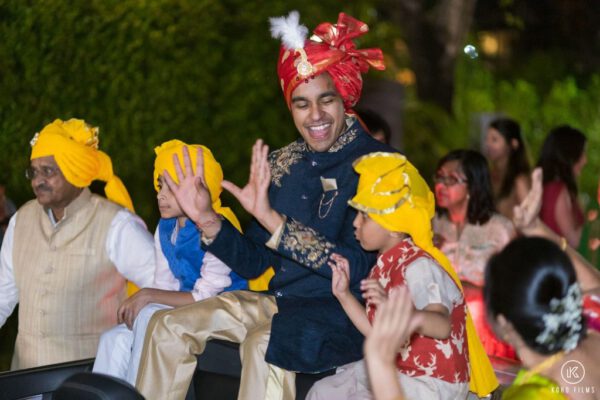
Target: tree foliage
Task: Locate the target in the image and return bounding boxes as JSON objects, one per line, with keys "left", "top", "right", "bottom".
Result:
{"left": 404, "top": 55, "right": 600, "bottom": 208}
{"left": 0, "top": 0, "right": 385, "bottom": 227}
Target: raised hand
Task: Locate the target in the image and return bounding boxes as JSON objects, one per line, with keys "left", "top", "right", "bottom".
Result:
{"left": 513, "top": 167, "right": 543, "bottom": 233}
{"left": 222, "top": 139, "right": 283, "bottom": 233}
{"left": 163, "top": 146, "right": 215, "bottom": 226}
{"left": 361, "top": 279, "right": 387, "bottom": 306}
{"left": 364, "top": 286, "right": 421, "bottom": 400}
{"left": 329, "top": 253, "right": 351, "bottom": 299}
{"left": 366, "top": 286, "right": 421, "bottom": 358}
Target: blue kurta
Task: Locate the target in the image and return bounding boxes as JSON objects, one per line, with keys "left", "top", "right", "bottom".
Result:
{"left": 205, "top": 118, "right": 395, "bottom": 372}
{"left": 159, "top": 218, "right": 247, "bottom": 292}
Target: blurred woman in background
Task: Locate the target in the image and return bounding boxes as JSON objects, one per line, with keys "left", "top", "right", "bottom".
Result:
{"left": 485, "top": 118, "right": 531, "bottom": 220}
{"left": 538, "top": 125, "right": 587, "bottom": 248}
{"left": 433, "top": 149, "right": 517, "bottom": 359}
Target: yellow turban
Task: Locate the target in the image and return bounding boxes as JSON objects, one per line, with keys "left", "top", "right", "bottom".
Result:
{"left": 349, "top": 152, "right": 499, "bottom": 396}
{"left": 153, "top": 140, "right": 274, "bottom": 291}
{"left": 30, "top": 118, "right": 134, "bottom": 212}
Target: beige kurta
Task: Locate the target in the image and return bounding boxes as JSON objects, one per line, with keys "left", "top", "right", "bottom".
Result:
{"left": 11, "top": 189, "right": 125, "bottom": 369}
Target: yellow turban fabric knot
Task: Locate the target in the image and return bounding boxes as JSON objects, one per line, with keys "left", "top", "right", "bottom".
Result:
{"left": 30, "top": 118, "right": 134, "bottom": 212}
{"left": 349, "top": 152, "right": 499, "bottom": 396}
{"left": 153, "top": 140, "right": 241, "bottom": 233}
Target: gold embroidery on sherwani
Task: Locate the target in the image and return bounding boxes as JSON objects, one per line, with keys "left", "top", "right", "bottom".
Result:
{"left": 268, "top": 120, "right": 359, "bottom": 187}
{"left": 328, "top": 126, "right": 358, "bottom": 153}
{"left": 269, "top": 141, "right": 306, "bottom": 187}
{"left": 281, "top": 219, "right": 335, "bottom": 268}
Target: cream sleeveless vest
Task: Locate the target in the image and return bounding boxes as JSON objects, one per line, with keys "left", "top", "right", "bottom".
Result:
{"left": 12, "top": 188, "right": 125, "bottom": 369}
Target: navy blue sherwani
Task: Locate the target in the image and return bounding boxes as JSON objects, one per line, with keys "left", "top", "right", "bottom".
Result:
{"left": 205, "top": 118, "right": 395, "bottom": 372}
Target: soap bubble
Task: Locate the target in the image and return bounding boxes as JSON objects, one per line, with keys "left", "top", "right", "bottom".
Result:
{"left": 464, "top": 44, "right": 478, "bottom": 59}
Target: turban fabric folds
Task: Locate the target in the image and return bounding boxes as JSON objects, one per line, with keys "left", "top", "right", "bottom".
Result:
{"left": 349, "top": 152, "right": 499, "bottom": 397}
{"left": 273, "top": 12, "right": 385, "bottom": 111}
{"left": 30, "top": 118, "right": 134, "bottom": 212}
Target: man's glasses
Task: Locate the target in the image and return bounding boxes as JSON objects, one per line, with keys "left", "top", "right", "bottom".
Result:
{"left": 432, "top": 174, "right": 467, "bottom": 186}
{"left": 25, "top": 166, "right": 59, "bottom": 180}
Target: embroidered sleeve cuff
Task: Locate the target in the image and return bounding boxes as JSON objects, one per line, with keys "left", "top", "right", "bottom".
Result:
{"left": 266, "top": 216, "right": 287, "bottom": 250}
{"left": 276, "top": 218, "right": 335, "bottom": 269}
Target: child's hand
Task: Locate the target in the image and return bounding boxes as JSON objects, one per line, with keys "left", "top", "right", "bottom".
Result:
{"left": 163, "top": 146, "right": 216, "bottom": 226}
{"left": 361, "top": 279, "right": 387, "bottom": 305}
{"left": 117, "top": 289, "right": 151, "bottom": 330}
{"left": 329, "top": 253, "right": 351, "bottom": 299}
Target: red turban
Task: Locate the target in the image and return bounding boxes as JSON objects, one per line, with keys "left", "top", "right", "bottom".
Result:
{"left": 273, "top": 12, "right": 385, "bottom": 111}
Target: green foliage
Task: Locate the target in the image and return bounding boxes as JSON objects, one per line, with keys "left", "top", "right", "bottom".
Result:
{"left": 404, "top": 56, "right": 600, "bottom": 206}
{"left": 0, "top": 0, "right": 380, "bottom": 228}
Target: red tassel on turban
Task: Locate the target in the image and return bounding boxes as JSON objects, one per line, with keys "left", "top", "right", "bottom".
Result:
{"left": 274, "top": 12, "right": 385, "bottom": 111}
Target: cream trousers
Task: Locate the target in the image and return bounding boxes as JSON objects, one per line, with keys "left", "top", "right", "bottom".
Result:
{"left": 135, "top": 291, "right": 296, "bottom": 400}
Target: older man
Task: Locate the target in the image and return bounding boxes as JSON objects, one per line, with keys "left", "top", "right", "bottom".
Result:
{"left": 0, "top": 118, "right": 155, "bottom": 370}
{"left": 135, "top": 12, "right": 392, "bottom": 400}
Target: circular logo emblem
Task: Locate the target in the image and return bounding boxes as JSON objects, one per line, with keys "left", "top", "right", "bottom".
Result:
{"left": 560, "top": 360, "right": 585, "bottom": 385}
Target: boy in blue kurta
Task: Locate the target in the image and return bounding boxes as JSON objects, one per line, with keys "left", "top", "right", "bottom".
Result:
{"left": 93, "top": 140, "right": 247, "bottom": 384}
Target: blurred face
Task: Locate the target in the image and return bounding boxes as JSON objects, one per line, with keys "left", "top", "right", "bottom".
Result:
{"left": 290, "top": 73, "right": 346, "bottom": 152}
{"left": 353, "top": 211, "right": 395, "bottom": 253}
{"left": 434, "top": 160, "right": 469, "bottom": 210}
{"left": 485, "top": 128, "right": 511, "bottom": 162}
{"left": 572, "top": 146, "right": 587, "bottom": 177}
{"left": 156, "top": 175, "right": 185, "bottom": 219}
{"left": 370, "top": 130, "right": 387, "bottom": 144}
{"left": 28, "top": 156, "right": 82, "bottom": 210}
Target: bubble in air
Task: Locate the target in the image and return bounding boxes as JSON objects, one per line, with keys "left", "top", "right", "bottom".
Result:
{"left": 463, "top": 44, "right": 478, "bottom": 59}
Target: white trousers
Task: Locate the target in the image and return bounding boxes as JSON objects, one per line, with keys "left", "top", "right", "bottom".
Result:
{"left": 92, "top": 303, "right": 170, "bottom": 385}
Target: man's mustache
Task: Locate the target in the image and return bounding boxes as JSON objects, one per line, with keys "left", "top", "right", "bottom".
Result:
{"left": 34, "top": 184, "right": 51, "bottom": 192}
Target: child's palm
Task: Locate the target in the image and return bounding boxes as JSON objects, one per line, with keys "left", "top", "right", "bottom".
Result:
{"left": 329, "top": 254, "right": 351, "bottom": 297}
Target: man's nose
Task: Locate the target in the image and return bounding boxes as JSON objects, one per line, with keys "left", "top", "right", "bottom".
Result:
{"left": 308, "top": 104, "right": 324, "bottom": 121}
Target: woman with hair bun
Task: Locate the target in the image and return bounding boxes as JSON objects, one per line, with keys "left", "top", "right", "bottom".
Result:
{"left": 484, "top": 237, "right": 599, "bottom": 398}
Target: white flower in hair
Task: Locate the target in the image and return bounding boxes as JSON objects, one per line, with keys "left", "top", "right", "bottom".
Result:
{"left": 536, "top": 282, "right": 583, "bottom": 352}
{"left": 269, "top": 10, "right": 308, "bottom": 50}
